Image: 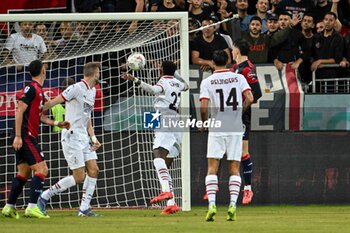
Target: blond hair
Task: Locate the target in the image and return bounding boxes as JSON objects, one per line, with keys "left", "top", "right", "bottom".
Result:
{"left": 83, "top": 62, "right": 101, "bottom": 77}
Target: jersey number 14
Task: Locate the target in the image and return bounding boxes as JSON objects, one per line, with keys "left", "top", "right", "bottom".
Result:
{"left": 216, "top": 88, "right": 238, "bottom": 112}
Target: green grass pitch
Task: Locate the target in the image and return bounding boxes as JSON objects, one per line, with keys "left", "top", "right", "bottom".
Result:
{"left": 2, "top": 206, "right": 350, "bottom": 233}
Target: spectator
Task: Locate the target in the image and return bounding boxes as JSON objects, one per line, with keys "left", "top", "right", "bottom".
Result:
{"left": 265, "top": 13, "right": 279, "bottom": 35}
{"left": 152, "top": 0, "right": 183, "bottom": 12}
{"left": 316, "top": 20, "right": 325, "bottom": 33}
{"left": 77, "top": 22, "right": 96, "bottom": 46}
{"left": 274, "top": 0, "right": 312, "bottom": 20}
{"left": 310, "top": 0, "right": 343, "bottom": 33}
{"left": 235, "top": 0, "right": 253, "bottom": 32}
{"left": 299, "top": 14, "right": 315, "bottom": 84}
{"left": 225, "top": 0, "right": 252, "bottom": 42}
{"left": 189, "top": 17, "right": 201, "bottom": 64}
{"left": 191, "top": 18, "right": 232, "bottom": 71}
{"left": 2, "top": 22, "right": 47, "bottom": 65}
{"left": 255, "top": 0, "right": 270, "bottom": 33}
{"left": 269, "top": 0, "right": 282, "bottom": 14}
{"left": 34, "top": 23, "right": 55, "bottom": 59}
{"left": 241, "top": 15, "right": 300, "bottom": 64}
{"left": 270, "top": 12, "right": 307, "bottom": 71}
{"left": 265, "top": 13, "right": 280, "bottom": 62}
{"left": 188, "top": 0, "right": 214, "bottom": 23}
{"left": 311, "top": 12, "right": 344, "bottom": 81}
{"left": 55, "top": 22, "right": 83, "bottom": 56}
{"left": 210, "top": 15, "right": 233, "bottom": 49}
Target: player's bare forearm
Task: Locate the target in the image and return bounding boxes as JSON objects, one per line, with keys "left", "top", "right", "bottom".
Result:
{"left": 14, "top": 101, "right": 28, "bottom": 137}
{"left": 200, "top": 100, "right": 209, "bottom": 122}
{"left": 40, "top": 114, "right": 70, "bottom": 129}
{"left": 243, "top": 90, "right": 254, "bottom": 112}
{"left": 44, "top": 95, "right": 65, "bottom": 111}
{"left": 87, "top": 119, "right": 95, "bottom": 137}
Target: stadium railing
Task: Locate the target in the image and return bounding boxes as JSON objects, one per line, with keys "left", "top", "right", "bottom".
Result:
{"left": 311, "top": 64, "right": 350, "bottom": 93}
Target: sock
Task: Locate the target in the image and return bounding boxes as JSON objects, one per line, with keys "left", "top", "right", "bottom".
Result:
{"left": 7, "top": 174, "right": 27, "bottom": 205}
{"left": 244, "top": 185, "right": 252, "bottom": 191}
{"left": 29, "top": 173, "right": 45, "bottom": 204}
{"left": 41, "top": 176, "right": 76, "bottom": 201}
{"left": 166, "top": 174, "right": 175, "bottom": 206}
{"left": 242, "top": 153, "right": 253, "bottom": 186}
{"left": 205, "top": 175, "right": 218, "bottom": 206}
{"left": 153, "top": 158, "right": 170, "bottom": 192}
{"left": 229, "top": 175, "right": 241, "bottom": 206}
{"left": 80, "top": 175, "right": 97, "bottom": 211}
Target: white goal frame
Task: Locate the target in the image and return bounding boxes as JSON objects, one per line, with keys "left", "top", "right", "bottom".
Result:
{"left": 0, "top": 12, "right": 191, "bottom": 211}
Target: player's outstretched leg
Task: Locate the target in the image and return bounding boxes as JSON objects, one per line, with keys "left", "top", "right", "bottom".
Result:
{"left": 2, "top": 205, "right": 20, "bottom": 219}
{"left": 37, "top": 196, "right": 48, "bottom": 215}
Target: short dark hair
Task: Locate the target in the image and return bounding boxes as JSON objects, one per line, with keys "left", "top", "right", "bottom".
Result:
{"left": 279, "top": 11, "right": 292, "bottom": 18}
{"left": 83, "top": 62, "right": 100, "bottom": 77}
{"left": 212, "top": 50, "right": 228, "bottom": 66}
{"left": 28, "top": 60, "right": 43, "bottom": 77}
{"left": 161, "top": 61, "right": 177, "bottom": 76}
{"left": 325, "top": 11, "right": 337, "bottom": 20}
{"left": 250, "top": 16, "right": 262, "bottom": 24}
{"left": 233, "top": 39, "right": 250, "bottom": 56}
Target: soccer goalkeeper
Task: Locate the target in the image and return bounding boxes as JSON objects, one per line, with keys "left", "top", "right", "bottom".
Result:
{"left": 122, "top": 61, "right": 188, "bottom": 214}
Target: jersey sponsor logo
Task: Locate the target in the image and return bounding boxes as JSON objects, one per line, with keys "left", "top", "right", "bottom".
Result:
{"left": 144, "top": 111, "right": 161, "bottom": 129}
{"left": 19, "top": 43, "right": 39, "bottom": 52}
{"left": 24, "top": 86, "right": 30, "bottom": 93}
{"left": 84, "top": 102, "right": 94, "bottom": 113}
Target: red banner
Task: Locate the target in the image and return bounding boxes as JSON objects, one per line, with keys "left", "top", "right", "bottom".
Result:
{"left": 0, "top": 85, "right": 104, "bottom": 117}
{"left": 0, "top": 0, "right": 66, "bottom": 13}
{"left": 0, "top": 88, "right": 60, "bottom": 117}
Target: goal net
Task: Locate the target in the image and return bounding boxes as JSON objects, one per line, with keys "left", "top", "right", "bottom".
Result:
{"left": 0, "top": 13, "right": 190, "bottom": 210}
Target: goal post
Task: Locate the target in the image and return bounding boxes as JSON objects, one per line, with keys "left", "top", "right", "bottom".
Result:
{"left": 0, "top": 12, "right": 190, "bottom": 211}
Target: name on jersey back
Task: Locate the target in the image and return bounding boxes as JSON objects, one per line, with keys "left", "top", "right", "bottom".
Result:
{"left": 210, "top": 77, "right": 238, "bottom": 85}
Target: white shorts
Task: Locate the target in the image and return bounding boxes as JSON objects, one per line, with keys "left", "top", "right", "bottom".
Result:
{"left": 61, "top": 130, "right": 97, "bottom": 170}
{"left": 207, "top": 133, "right": 242, "bottom": 161}
{"left": 153, "top": 131, "right": 182, "bottom": 158}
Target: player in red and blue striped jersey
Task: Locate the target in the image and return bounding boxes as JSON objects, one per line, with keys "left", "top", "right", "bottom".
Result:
{"left": 230, "top": 39, "right": 262, "bottom": 205}
{"left": 1, "top": 60, "right": 69, "bottom": 219}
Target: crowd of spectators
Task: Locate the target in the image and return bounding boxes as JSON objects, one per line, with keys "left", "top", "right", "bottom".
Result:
{"left": 0, "top": 0, "right": 350, "bottom": 93}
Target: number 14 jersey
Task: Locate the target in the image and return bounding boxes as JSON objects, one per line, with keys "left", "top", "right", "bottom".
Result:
{"left": 200, "top": 69, "right": 251, "bottom": 135}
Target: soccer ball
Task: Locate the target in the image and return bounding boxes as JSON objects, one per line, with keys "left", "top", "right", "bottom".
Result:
{"left": 127, "top": 53, "right": 146, "bottom": 71}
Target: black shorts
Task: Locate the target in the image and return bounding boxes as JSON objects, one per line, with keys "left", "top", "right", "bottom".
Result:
{"left": 14, "top": 135, "right": 45, "bottom": 166}
{"left": 242, "top": 108, "right": 251, "bottom": 141}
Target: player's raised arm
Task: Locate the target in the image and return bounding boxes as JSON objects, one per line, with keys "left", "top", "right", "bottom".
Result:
{"left": 174, "top": 71, "right": 189, "bottom": 92}
{"left": 121, "top": 73, "right": 163, "bottom": 95}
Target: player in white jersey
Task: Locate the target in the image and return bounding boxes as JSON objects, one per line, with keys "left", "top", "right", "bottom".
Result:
{"left": 3, "top": 22, "right": 47, "bottom": 65}
{"left": 37, "top": 62, "right": 102, "bottom": 217}
{"left": 199, "top": 50, "right": 253, "bottom": 221}
{"left": 122, "top": 61, "right": 188, "bottom": 215}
